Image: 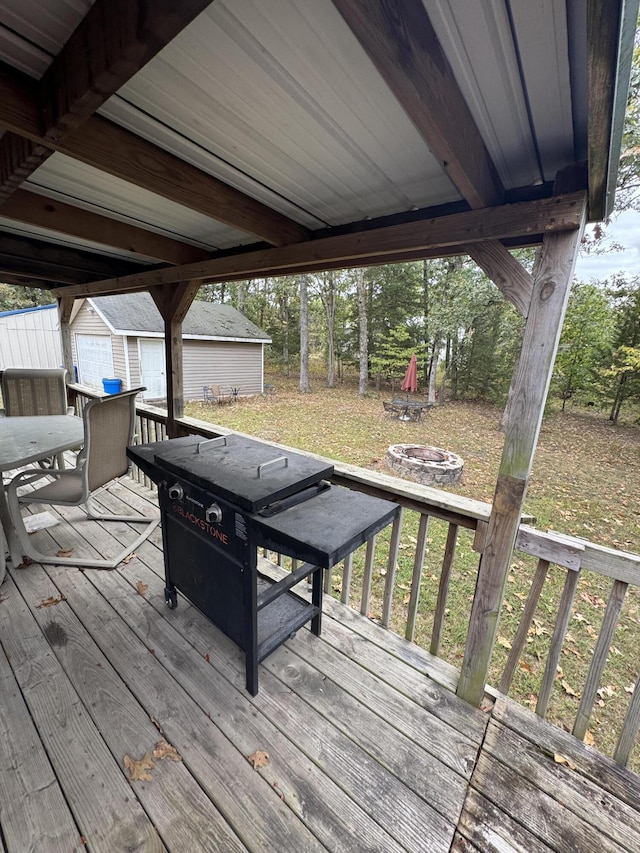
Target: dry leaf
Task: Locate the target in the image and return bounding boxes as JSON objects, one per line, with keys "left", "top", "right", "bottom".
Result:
{"left": 519, "top": 660, "right": 533, "bottom": 673}
{"left": 56, "top": 548, "right": 73, "bottom": 557}
{"left": 135, "top": 580, "right": 148, "bottom": 596}
{"left": 561, "top": 680, "right": 579, "bottom": 697}
{"left": 124, "top": 752, "right": 155, "bottom": 782}
{"left": 497, "top": 636, "right": 511, "bottom": 650}
{"left": 624, "top": 684, "right": 635, "bottom": 695}
{"left": 583, "top": 730, "right": 596, "bottom": 747}
{"left": 150, "top": 715, "right": 164, "bottom": 733}
{"left": 554, "top": 753, "right": 577, "bottom": 770}
{"left": 122, "top": 553, "right": 137, "bottom": 564}
{"left": 36, "top": 594, "right": 66, "bottom": 609}
{"left": 248, "top": 750, "right": 270, "bottom": 769}
{"left": 153, "top": 740, "right": 182, "bottom": 762}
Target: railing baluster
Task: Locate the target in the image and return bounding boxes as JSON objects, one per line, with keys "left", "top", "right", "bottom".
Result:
{"left": 405, "top": 513, "right": 429, "bottom": 642}
{"left": 573, "top": 579, "right": 628, "bottom": 741}
{"left": 341, "top": 552, "right": 353, "bottom": 606}
{"left": 536, "top": 568, "right": 581, "bottom": 718}
{"left": 614, "top": 666, "right": 640, "bottom": 766}
{"left": 360, "top": 534, "right": 377, "bottom": 617}
{"left": 382, "top": 509, "right": 403, "bottom": 628}
{"left": 430, "top": 523, "right": 459, "bottom": 656}
{"left": 499, "top": 558, "right": 549, "bottom": 694}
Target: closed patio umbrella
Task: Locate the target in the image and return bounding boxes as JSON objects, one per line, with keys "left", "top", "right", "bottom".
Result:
{"left": 401, "top": 354, "right": 418, "bottom": 395}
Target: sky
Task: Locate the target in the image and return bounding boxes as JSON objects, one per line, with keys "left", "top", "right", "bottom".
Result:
{"left": 573, "top": 208, "right": 640, "bottom": 282}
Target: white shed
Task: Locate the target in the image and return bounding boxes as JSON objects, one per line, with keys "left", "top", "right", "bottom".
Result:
{"left": 69, "top": 293, "right": 271, "bottom": 401}
{"left": 0, "top": 304, "right": 63, "bottom": 370}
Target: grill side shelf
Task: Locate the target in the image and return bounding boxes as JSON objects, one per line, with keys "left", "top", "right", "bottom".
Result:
{"left": 250, "top": 485, "right": 400, "bottom": 568}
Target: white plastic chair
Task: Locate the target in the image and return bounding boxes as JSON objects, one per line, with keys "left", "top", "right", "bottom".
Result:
{"left": 7, "top": 387, "right": 159, "bottom": 568}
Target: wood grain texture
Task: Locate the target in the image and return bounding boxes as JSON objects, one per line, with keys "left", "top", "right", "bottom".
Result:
{"left": 332, "top": 0, "right": 503, "bottom": 209}
{"left": 0, "top": 589, "right": 84, "bottom": 853}
{"left": 466, "top": 242, "right": 533, "bottom": 317}
{"left": 458, "top": 186, "right": 587, "bottom": 706}
{"left": 0, "top": 577, "right": 163, "bottom": 852}
{"left": 51, "top": 192, "right": 587, "bottom": 297}
{"left": 0, "top": 66, "right": 308, "bottom": 247}
{"left": 5, "top": 473, "right": 639, "bottom": 853}
{"left": 2, "top": 190, "right": 210, "bottom": 265}
{"left": 10, "top": 564, "right": 248, "bottom": 853}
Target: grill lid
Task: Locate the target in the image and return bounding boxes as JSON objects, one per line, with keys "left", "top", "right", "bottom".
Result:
{"left": 151, "top": 433, "right": 334, "bottom": 512}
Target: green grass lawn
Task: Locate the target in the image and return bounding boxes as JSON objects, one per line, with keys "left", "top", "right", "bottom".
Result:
{"left": 185, "top": 369, "right": 640, "bottom": 765}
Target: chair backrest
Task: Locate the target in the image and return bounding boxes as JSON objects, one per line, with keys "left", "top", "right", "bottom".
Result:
{"left": 2, "top": 368, "right": 69, "bottom": 416}
{"left": 81, "top": 387, "right": 145, "bottom": 493}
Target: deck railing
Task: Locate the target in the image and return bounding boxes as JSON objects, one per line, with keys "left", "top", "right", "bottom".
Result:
{"left": 68, "top": 385, "right": 640, "bottom": 768}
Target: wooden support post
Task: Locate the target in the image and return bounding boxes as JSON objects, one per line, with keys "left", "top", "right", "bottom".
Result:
{"left": 57, "top": 295, "right": 75, "bottom": 385}
{"left": 457, "top": 179, "right": 587, "bottom": 707}
{"left": 150, "top": 281, "right": 199, "bottom": 438}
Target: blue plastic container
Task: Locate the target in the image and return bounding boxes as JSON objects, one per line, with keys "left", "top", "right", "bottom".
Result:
{"left": 102, "top": 378, "right": 122, "bottom": 395}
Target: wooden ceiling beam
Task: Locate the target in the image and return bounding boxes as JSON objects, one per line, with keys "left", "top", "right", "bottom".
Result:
{"left": 0, "top": 1, "right": 214, "bottom": 203}
{"left": 1, "top": 189, "right": 210, "bottom": 265}
{"left": 0, "top": 231, "right": 144, "bottom": 283}
{"left": 50, "top": 192, "right": 586, "bottom": 298}
{"left": 332, "top": 0, "right": 535, "bottom": 315}
{"left": 40, "top": 0, "right": 215, "bottom": 140}
{"left": 0, "top": 64, "right": 309, "bottom": 247}
{"left": 332, "top": 0, "right": 503, "bottom": 209}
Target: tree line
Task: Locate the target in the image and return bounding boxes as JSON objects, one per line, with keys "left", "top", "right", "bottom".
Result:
{"left": 199, "top": 263, "right": 640, "bottom": 424}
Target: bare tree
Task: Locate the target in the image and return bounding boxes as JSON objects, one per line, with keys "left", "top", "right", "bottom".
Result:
{"left": 356, "top": 268, "right": 369, "bottom": 396}
{"left": 299, "top": 274, "right": 311, "bottom": 392}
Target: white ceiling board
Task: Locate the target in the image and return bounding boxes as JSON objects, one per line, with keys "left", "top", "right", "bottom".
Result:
{"left": 509, "top": 0, "right": 576, "bottom": 182}
{"left": 424, "top": 0, "right": 544, "bottom": 191}
{"left": 24, "top": 154, "right": 249, "bottom": 251}
{"left": 102, "top": 0, "right": 458, "bottom": 227}
{"left": 0, "top": 0, "right": 94, "bottom": 72}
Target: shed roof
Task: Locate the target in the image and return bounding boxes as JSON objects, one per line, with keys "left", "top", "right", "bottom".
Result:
{"left": 0, "top": 0, "right": 636, "bottom": 296}
{"left": 88, "top": 294, "right": 270, "bottom": 343}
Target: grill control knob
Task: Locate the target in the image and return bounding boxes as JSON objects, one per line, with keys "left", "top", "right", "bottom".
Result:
{"left": 168, "top": 483, "right": 184, "bottom": 501}
{"left": 206, "top": 503, "right": 223, "bottom": 523}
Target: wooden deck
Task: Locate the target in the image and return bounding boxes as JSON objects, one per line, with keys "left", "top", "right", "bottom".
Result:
{"left": 1, "top": 474, "right": 639, "bottom": 852}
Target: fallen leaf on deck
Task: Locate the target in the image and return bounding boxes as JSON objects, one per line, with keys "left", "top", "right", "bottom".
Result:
{"left": 135, "top": 581, "right": 148, "bottom": 596}
{"left": 248, "top": 750, "right": 270, "bottom": 769}
{"left": 554, "top": 753, "right": 577, "bottom": 770}
{"left": 56, "top": 548, "right": 73, "bottom": 557}
{"left": 150, "top": 715, "right": 164, "bottom": 733}
{"left": 153, "top": 740, "right": 182, "bottom": 762}
{"left": 36, "top": 594, "right": 66, "bottom": 608}
{"left": 124, "top": 752, "right": 155, "bottom": 782}
{"left": 123, "top": 552, "right": 137, "bottom": 564}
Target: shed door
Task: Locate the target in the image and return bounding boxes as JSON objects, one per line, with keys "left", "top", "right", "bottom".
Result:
{"left": 75, "top": 334, "right": 114, "bottom": 390}
{"left": 139, "top": 339, "right": 166, "bottom": 400}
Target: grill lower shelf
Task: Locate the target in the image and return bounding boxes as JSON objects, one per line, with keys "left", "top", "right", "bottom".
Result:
{"left": 256, "top": 574, "right": 319, "bottom": 663}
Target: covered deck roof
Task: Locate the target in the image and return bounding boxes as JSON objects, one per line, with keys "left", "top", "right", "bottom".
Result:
{"left": 0, "top": 0, "right": 636, "bottom": 295}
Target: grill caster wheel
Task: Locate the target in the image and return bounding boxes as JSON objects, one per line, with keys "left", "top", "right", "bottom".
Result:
{"left": 165, "top": 588, "right": 178, "bottom": 609}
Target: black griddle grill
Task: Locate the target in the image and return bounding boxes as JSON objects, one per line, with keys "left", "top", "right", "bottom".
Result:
{"left": 127, "top": 434, "right": 399, "bottom": 694}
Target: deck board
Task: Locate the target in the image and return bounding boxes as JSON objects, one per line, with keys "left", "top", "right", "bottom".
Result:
{"left": 1, "top": 471, "right": 639, "bottom": 852}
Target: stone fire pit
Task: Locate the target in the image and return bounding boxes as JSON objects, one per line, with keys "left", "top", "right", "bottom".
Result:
{"left": 385, "top": 444, "right": 464, "bottom": 486}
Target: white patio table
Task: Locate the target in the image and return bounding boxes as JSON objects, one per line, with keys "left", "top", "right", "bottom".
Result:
{"left": 0, "top": 414, "right": 84, "bottom": 582}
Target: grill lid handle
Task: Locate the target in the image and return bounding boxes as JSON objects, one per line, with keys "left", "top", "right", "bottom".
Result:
{"left": 257, "top": 456, "right": 288, "bottom": 478}
{"left": 196, "top": 435, "right": 228, "bottom": 454}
